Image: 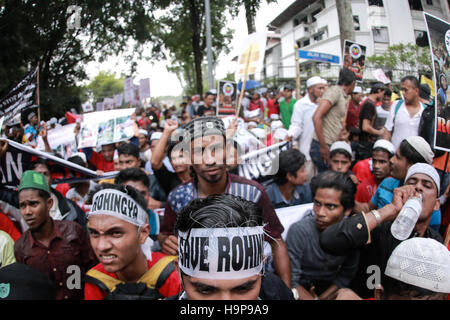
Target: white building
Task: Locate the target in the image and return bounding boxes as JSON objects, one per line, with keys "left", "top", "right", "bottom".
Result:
{"left": 262, "top": 0, "right": 450, "bottom": 81}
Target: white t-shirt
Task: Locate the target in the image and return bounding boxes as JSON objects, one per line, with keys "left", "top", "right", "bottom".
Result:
{"left": 288, "top": 94, "right": 318, "bottom": 161}
{"left": 385, "top": 101, "right": 424, "bottom": 150}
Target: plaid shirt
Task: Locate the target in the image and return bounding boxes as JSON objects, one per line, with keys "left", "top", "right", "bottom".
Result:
{"left": 14, "top": 219, "right": 98, "bottom": 300}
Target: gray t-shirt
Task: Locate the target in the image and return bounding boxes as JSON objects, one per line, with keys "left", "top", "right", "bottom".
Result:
{"left": 286, "top": 211, "right": 359, "bottom": 289}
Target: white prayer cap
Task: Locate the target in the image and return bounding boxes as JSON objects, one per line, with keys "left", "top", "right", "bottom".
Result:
{"left": 271, "top": 120, "right": 283, "bottom": 130}
{"left": 404, "top": 163, "right": 440, "bottom": 195}
{"left": 270, "top": 114, "right": 280, "bottom": 120}
{"left": 150, "top": 132, "right": 163, "bottom": 141}
{"left": 27, "top": 112, "right": 36, "bottom": 121}
{"left": 250, "top": 128, "right": 266, "bottom": 139}
{"left": 69, "top": 152, "right": 87, "bottom": 164}
{"left": 373, "top": 139, "right": 395, "bottom": 155}
{"left": 306, "top": 76, "right": 324, "bottom": 88}
{"left": 247, "top": 121, "right": 257, "bottom": 128}
{"left": 320, "top": 78, "right": 328, "bottom": 85}
{"left": 385, "top": 238, "right": 450, "bottom": 294}
{"left": 138, "top": 129, "right": 148, "bottom": 136}
{"left": 274, "top": 128, "right": 289, "bottom": 141}
{"left": 353, "top": 86, "right": 363, "bottom": 94}
{"left": 405, "top": 136, "right": 434, "bottom": 165}
{"left": 330, "top": 141, "right": 352, "bottom": 156}
{"left": 49, "top": 117, "right": 57, "bottom": 125}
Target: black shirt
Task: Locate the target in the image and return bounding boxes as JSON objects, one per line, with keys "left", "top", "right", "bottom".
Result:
{"left": 196, "top": 105, "right": 216, "bottom": 117}
{"left": 359, "top": 99, "right": 378, "bottom": 143}
{"left": 153, "top": 164, "right": 182, "bottom": 195}
{"left": 319, "top": 213, "right": 443, "bottom": 298}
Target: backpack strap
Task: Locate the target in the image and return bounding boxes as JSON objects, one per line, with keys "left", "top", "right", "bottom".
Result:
{"left": 138, "top": 255, "right": 177, "bottom": 290}
{"left": 390, "top": 99, "right": 403, "bottom": 136}
{"left": 86, "top": 269, "right": 124, "bottom": 293}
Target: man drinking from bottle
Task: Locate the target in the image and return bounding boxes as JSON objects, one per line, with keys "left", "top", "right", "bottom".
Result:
{"left": 319, "top": 163, "right": 444, "bottom": 299}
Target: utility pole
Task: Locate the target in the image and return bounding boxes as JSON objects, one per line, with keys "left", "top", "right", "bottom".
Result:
{"left": 205, "top": 0, "right": 214, "bottom": 90}
{"left": 336, "top": 0, "right": 356, "bottom": 52}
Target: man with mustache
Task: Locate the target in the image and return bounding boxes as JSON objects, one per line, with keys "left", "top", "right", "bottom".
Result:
{"left": 157, "top": 116, "right": 291, "bottom": 287}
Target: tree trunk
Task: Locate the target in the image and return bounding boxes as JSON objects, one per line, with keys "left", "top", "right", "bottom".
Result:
{"left": 189, "top": 0, "right": 204, "bottom": 95}
{"left": 336, "top": 0, "right": 355, "bottom": 52}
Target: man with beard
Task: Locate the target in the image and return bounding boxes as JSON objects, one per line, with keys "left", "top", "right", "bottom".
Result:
{"left": 157, "top": 116, "right": 292, "bottom": 287}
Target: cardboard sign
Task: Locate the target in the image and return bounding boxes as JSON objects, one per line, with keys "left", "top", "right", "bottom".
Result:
{"left": 216, "top": 80, "right": 238, "bottom": 117}
{"left": 343, "top": 40, "right": 367, "bottom": 81}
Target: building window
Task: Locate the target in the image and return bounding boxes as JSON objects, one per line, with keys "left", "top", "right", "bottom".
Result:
{"left": 369, "top": 0, "right": 384, "bottom": 7}
{"left": 354, "top": 16, "right": 360, "bottom": 31}
{"left": 314, "top": 32, "right": 324, "bottom": 42}
{"left": 415, "top": 30, "right": 429, "bottom": 47}
{"left": 372, "top": 26, "right": 389, "bottom": 43}
{"left": 303, "top": 39, "right": 310, "bottom": 47}
{"left": 409, "top": 0, "right": 424, "bottom": 10}
{"left": 425, "top": 0, "right": 433, "bottom": 5}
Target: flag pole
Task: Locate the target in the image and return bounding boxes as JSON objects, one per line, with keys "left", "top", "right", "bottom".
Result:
{"left": 37, "top": 62, "right": 40, "bottom": 125}
{"left": 236, "top": 44, "right": 253, "bottom": 119}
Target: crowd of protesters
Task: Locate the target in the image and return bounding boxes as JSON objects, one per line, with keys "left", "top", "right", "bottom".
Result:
{"left": 0, "top": 67, "right": 449, "bottom": 301}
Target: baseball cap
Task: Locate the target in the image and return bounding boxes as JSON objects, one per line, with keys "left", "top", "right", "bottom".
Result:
{"left": 18, "top": 170, "right": 50, "bottom": 195}
{"left": 385, "top": 238, "right": 450, "bottom": 294}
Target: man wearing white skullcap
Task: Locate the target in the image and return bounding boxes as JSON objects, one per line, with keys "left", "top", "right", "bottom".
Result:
{"left": 85, "top": 184, "right": 182, "bottom": 300}
{"left": 320, "top": 162, "right": 444, "bottom": 299}
{"left": 336, "top": 237, "right": 450, "bottom": 300}
{"left": 288, "top": 76, "right": 327, "bottom": 182}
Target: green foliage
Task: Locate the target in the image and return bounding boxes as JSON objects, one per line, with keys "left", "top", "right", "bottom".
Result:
{"left": 85, "top": 71, "right": 124, "bottom": 105}
{"left": 366, "top": 43, "right": 433, "bottom": 75}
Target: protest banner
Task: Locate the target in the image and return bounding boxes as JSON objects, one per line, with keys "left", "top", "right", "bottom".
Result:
{"left": 343, "top": 40, "right": 367, "bottom": 81}
{"left": 103, "top": 97, "right": 114, "bottom": 110}
{"left": 78, "top": 108, "right": 136, "bottom": 148}
{"left": 139, "top": 78, "right": 151, "bottom": 100}
{"left": 372, "top": 68, "right": 391, "bottom": 84}
{"left": 0, "top": 138, "right": 117, "bottom": 187}
{"left": 36, "top": 123, "right": 77, "bottom": 159}
{"left": 0, "top": 67, "right": 38, "bottom": 124}
{"left": 124, "top": 77, "right": 134, "bottom": 104}
{"left": 424, "top": 13, "right": 450, "bottom": 152}
{"left": 216, "top": 80, "right": 237, "bottom": 117}
{"left": 96, "top": 102, "right": 104, "bottom": 111}
{"left": 132, "top": 84, "right": 141, "bottom": 107}
{"left": 82, "top": 102, "right": 94, "bottom": 113}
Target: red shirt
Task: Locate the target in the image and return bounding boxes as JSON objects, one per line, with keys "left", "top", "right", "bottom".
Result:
{"left": 84, "top": 252, "right": 182, "bottom": 300}
{"left": 346, "top": 99, "right": 361, "bottom": 129}
{"left": 89, "top": 151, "right": 115, "bottom": 172}
{"left": 355, "top": 174, "right": 379, "bottom": 203}
{"left": 352, "top": 158, "right": 372, "bottom": 183}
{"left": 249, "top": 100, "right": 264, "bottom": 114}
{"left": 0, "top": 212, "right": 21, "bottom": 241}
{"left": 14, "top": 219, "right": 98, "bottom": 300}
{"left": 267, "top": 99, "right": 279, "bottom": 117}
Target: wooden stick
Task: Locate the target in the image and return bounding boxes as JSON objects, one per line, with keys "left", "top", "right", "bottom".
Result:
{"left": 236, "top": 44, "right": 254, "bottom": 119}
{"left": 295, "top": 45, "right": 301, "bottom": 100}
{"left": 37, "top": 63, "right": 40, "bottom": 125}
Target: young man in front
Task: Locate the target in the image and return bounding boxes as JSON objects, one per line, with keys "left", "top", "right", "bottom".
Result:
{"left": 84, "top": 184, "right": 182, "bottom": 300}
{"left": 287, "top": 171, "right": 359, "bottom": 300}
{"left": 14, "top": 171, "right": 97, "bottom": 300}
{"left": 158, "top": 116, "right": 292, "bottom": 287}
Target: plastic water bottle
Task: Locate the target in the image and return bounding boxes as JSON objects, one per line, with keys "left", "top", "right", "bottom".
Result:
{"left": 391, "top": 195, "right": 422, "bottom": 241}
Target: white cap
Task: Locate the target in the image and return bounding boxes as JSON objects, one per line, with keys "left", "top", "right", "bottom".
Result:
{"left": 138, "top": 129, "right": 148, "bottom": 136}
{"left": 250, "top": 128, "right": 266, "bottom": 139}
{"left": 385, "top": 238, "right": 450, "bottom": 294}
{"left": 247, "top": 121, "right": 257, "bottom": 128}
{"left": 353, "top": 86, "right": 363, "bottom": 94}
{"left": 274, "top": 128, "right": 289, "bottom": 141}
{"left": 270, "top": 114, "right": 280, "bottom": 120}
{"left": 404, "top": 163, "right": 440, "bottom": 195}
{"left": 271, "top": 120, "right": 284, "bottom": 130}
{"left": 373, "top": 139, "right": 395, "bottom": 155}
{"left": 150, "top": 132, "right": 163, "bottom": 141}
{"left": 69, "top": 152, "right": 87, "bottom": 164}
{"left": 330, "top": 141, "right": 352, "bottom": 156}
{"left": 405, "top": 136, "right": 434, "bottom": 165}
{"left": 306, "top": 76, "right": 324, "bottom": 88}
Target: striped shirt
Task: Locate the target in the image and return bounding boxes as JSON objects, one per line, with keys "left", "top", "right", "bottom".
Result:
{"left": 160, "top": 174, "right": 284, "bottom": 240}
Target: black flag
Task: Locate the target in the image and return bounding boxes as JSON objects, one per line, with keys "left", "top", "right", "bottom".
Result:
{"left": 0, "top": 67, "right": 38, "bottom": 124}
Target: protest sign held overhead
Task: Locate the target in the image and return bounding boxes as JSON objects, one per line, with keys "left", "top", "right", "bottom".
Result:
{"left": 343, "top": 40, "right": 366, "bottom": 81}
{"left": 139, "top": 78, "right": 151, "bottom": 100}
{"left": 114, "top": 93, "right": 123, "bottom": 108}
{"left": 424, "top": 13, "right": 450, "bottom": 152}
{"left": 78, "top": 108, "right": 136, "bottom": 148}
{"left": 103, "top": 97, "right": 115, "bottom": 110}
{"left": 124, "top": 77, "right": 134, "bottom": 103}
{"left": 0, "top": 67, "right": 38, "bottom": 124}
{"left": 216, "top": 80, "right": 237, "bottom": 117}
{"left": 235, "top": 31, "right": 267, "bottom": 81}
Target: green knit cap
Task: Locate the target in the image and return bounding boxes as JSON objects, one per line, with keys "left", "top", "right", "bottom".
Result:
{"left": 18, "top": 170, "right": 50, "bottom": 195}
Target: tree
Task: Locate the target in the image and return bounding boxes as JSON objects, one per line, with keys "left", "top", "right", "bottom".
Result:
{"left": 0, "top": 0, "right": 159, "bottom": 119}
{"left": 336, "top": 0, "right": 355, "bottom": 50}
{"left": 85, "top": 71, "right": 124, "bottom": 105}
{"left": 366, "top": 43, "right": 433, "bottom": 79}
{"left": 228, "top": 0, "right": 277, "bottom": 34}
{"left": 152, "top": 0, "right": 233, "bottom": 96}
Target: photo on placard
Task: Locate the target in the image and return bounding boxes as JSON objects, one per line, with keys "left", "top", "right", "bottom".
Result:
{"left": 343, "top": 40, "right": 366, "bottom": 81}
{"left": 97, "top": 119, "right": 114, "bottom": 146}
{"left": 78, "top": 122, "right": 98, "bottom": 148}
{"left": 425, "top": 13, "right": 450, "bottom": 152}
{"left": 113, "top": 115, "right": 134, "bottom": 142}
{"left": 217, "top": 80, "right": 237, "bottom": 117}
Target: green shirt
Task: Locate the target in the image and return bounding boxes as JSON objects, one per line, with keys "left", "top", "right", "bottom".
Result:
{"left": 280, "top": 98, "right": 297, "bottom": 130}
{"left": 0, "top": 231, "right": 15, "bottom": 268}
